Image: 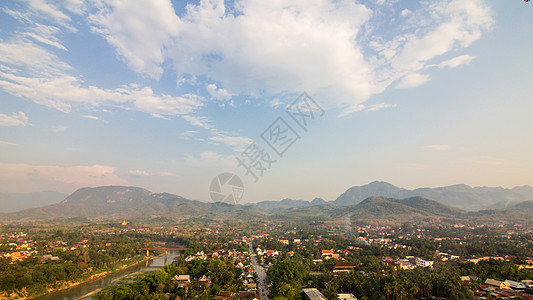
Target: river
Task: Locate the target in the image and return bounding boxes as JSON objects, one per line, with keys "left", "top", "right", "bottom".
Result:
{"left": 36, "top": 250, "right": 183, "bottom": 300}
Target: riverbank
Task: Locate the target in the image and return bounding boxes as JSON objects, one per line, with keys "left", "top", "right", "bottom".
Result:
{"left": 0, "top": 255, "right": 157, "bottom": 300}
{"left": 39, "top": 255, "right": 158, "bottom": 299}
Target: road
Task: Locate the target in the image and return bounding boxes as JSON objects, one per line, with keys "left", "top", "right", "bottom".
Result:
{"left": 248, "top": 242, "right": 269, "bottom": 300}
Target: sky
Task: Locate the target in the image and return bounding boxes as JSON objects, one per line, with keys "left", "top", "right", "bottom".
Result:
{"left": 0, "top": 0, "right": 532, "bottom": 204}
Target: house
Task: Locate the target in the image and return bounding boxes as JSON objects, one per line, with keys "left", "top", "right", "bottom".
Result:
{"left": 522, "top": 280, "right": 533, "bottom": 288}
{"left": 338, "top": 293, "right": 358, "bottom": 299}
{"left": 485, "top": 279, "right": 511, "bottom": 289}
{"left": 322, "top": 249, "right": 334, "bottom": 256}
{"left": 171, "top": 275, "right": 190, "bottom": 288}
{"left": 505, "top": 279, "right": 526, "bottom": 289}
{"left": 302, "top": 288, "right": 327, "bottom": 300}
{"left": 397, "top": 261, "right": 415, "bottom": 270}
{"left": 216, "top": 291, "right": 234, "bottom": 299}
{"left": 198, "top": 275, "right": 211, "bottom": 287}
{"left": 498, "top": 290, "right": 515, "bottom": 298}
{"left": 332, "top": 261, "right": 357, "bottom": 274}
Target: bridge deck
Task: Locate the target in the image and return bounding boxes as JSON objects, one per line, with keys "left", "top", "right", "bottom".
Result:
{"left": 141, "top": 247, "right": 186, "bottom": 250}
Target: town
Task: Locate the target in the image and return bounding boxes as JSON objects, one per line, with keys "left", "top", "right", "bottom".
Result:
{"left": 2, "top": 219, "right": 532, "bottom": 299}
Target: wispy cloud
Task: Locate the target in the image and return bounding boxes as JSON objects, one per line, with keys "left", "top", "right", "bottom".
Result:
{"left": 0, "top": 112, "right": 31, "bottom": 126}
{"left": 338, "top": 103, "right": 397, "bottom": 117}
{"left": 129, "top": 169, "right": 178, "bottom": 177}
{"left": 0, "top": 163, "right": 128, "bottom": 187}
{"left": 206, "top": 84, "right": 231, "bottom": 101}
{"left": 81, "top": 115, "right": 100, "bottom": 120}
{"left": 54, "top": 125, "right": 67, "bottom": 132}
{"left": 437, "top": 54, "right": 476, "bottom": 68}
{"left": 396, "top": 73, "right": 430, "bottom": 89}
{"left": 208, "top": 133, "right": 253, "bottom": 153}
{"left": 0, "top": 140, "right": 17, "bottom": 146}
{"left": 184, "top": 151, "right": 236, "bottom": 168}
{"left": 269, "top": 98, "right": 284, "bottom": 108}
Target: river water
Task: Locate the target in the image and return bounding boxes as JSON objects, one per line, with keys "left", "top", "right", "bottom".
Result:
{"left": 36, "top": 250, "right": 183, "bottom": 300}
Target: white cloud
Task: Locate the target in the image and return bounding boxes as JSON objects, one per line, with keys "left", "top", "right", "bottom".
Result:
{"left": 401, "top": 9, "right": 412, "bottom": 17}
{"left": 176, "top": 75, "right": 197, "bottom": 88}
{"left": 88, "top": 0, "right": 180, "bottom": 79}
{"left": 208, "top": 133, "right": 253, "bottom": 153}
{"left": 0, "top": 163, "right": 128, "bottom": 187}
{"left": 154, "top": 171, "right": 178, "bottom": 177}
{"left": 150, "top": 114, "right": 170, "bottom": 120}
{"left": 90, "top": 0, "right": 376, "bottom": 107}
{"left": 86, "top": 0, "right": 493, "bottom": 115}
{"left": 269, "top": 98, "right": 284, "bottom": 108}
{"left": 396, "top": 73, "right": 430, "bottom": 89}
{"left": 129, "top": 169, "right": 150, "bottom": 176}
{"left": 21, "top": 0, "right": 76, "bottom": 31}
{"left": 129, "top": 169, "right": 178, "bottom": 177}
{"left": 0, "top": 70, "right": 204, "bottom": 116}
{"left": 437, "top": 54, "right": 475, "bottom": 68}
{"left": 0, "top": 38, "right": 71, "bottom": 76}
{"left": 184, "top": 151, "right": 236, "bottom": 168}
{"left": 19, "top": 23, "right": 67, "bottom": 50}
{"left": 0, "top": 140, "right": 17, "bottom": 146}
{"left": 182, "top": 115, "right": 213, "bottom": 130}
{"left": 338, "top": 103, "right": 396, "bottom": 117}
{"left": 54, "top": 125, "right": 68, "bottom": 132}
{"left": 366, "top": 103, "right": 397, "bottom": 112}
{"left": 0, "top": 4, "right": 205, "bottom": 120}
{"left": 372, "top": 0, "right": 493, "bottom": 92}
{"left": 424, "top": 145, "right": 451, "bottom": 151}
{"left": 0, "top": 112, "right": 31, "bottom": 126}
{"left": 206, "top": 84, "right": 231, "bottom": 101}
{"left": 81, "top": 114, "right": 100, "bottom": 120}
{"left": 1, "top": 0, "right": 495, "bottom": 118}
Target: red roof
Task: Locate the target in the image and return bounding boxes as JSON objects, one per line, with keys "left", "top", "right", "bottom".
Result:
{"left": 498, "top": 291, "right": 514, "bottom": 297}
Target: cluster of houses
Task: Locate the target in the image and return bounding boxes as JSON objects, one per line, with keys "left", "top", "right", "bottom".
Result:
{"left": 475, "top": 278, "right": 533, "bottom": 299}
{"left": 0, "top": 231, "right": 35, "bottom": 262}
{"left": 379, "top": 256, "right": 434, "bottom": 270}
{"left": 302, "top": 288, "right": 357, "bottom": 300}
{"left": 181, "top": 248, "right": 260, "bottom": 297}
{"left": 163, "top": 274, "right": 258, "bottom": 300}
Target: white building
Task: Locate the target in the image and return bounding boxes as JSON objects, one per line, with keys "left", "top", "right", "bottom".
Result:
{"left": 415, "top": 257, "right": 434, "bottom": 268}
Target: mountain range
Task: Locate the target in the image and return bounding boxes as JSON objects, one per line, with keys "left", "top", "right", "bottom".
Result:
{"left": 1, "top": 182, "right": 533, "bottom": 225}
{"left": 333, "top": 181, "right": 533, "bottom": 211}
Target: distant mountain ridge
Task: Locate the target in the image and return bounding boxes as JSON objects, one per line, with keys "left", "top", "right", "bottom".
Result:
{"left": 1, "top": 182, "right": 533, "bottom": 224}
{"left": 335, "top": 196, "right": 465, "bottom": 223}
{"left": 0, "top": 186, "right": 265, "bottom": 221}
{"left": 333, "top": 181, "right": 533, "bottom": 211}
{"left": 249, "top": 197, "right": 327, "bottom": 213}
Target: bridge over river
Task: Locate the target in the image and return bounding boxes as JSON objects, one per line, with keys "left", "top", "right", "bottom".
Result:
{"left": 141, "top": 247, "right": 187, "bottom": 256}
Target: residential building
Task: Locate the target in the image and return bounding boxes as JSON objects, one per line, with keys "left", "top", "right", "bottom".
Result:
{"left": 302, "top": 288, "right": 327, "bottom": 300}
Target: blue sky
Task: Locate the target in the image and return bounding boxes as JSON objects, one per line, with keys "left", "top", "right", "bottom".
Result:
{"left": 0, "top": 0, "right": 531, "bottom": 203}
